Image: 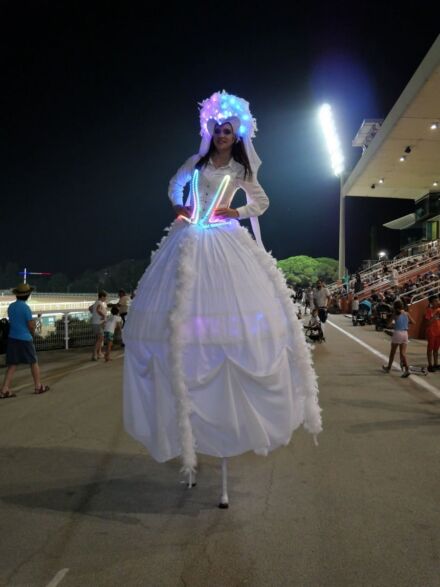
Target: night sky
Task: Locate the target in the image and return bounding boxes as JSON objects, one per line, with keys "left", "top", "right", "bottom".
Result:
{"left": 2, "top": 2, "right": 438, "bottom": 277}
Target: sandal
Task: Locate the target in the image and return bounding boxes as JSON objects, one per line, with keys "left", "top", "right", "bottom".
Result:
{"left": 34, "top": 385, "right": 50, "bottom": 395}
{"left": 0, "top": 390, "right": 17, "bottom": 399}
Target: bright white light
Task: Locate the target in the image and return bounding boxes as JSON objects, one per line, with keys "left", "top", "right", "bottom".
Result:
{"left": 399, "top": 156, "right": 406, "bottom": 162}
{"left": 433, "top": 181, "right": 439, "bottom": 187}
{"left": 379, "top": 178, "right": 384, "bottom": 184}
{"left": 430, "top": 123, "right": 438, "bottom": 130}
{"left": 318, "top": 104, "right": 345, "bottom": 177}
{"left": 378, "top": 251, "right": 387, "bottom": 259}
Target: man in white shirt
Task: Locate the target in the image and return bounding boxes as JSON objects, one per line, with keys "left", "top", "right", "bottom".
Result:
{"left": 313, "top": 280, "right": 331, "bottom": 326}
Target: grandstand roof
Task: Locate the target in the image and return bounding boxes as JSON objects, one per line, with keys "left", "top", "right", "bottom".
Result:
{"left": 342, "top": 35, "right": 440, "bottom": 201}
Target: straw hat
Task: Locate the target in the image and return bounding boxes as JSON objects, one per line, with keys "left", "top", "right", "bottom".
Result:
{"left": 12, "top": 283, "right": 34, "bottom": 297}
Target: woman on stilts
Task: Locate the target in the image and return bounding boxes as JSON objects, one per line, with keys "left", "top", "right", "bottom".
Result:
{"left": 123, "top": 90, "right": 322, "bottom": 508}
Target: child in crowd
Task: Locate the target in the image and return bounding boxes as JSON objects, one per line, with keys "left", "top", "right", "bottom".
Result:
{"left": 351, "top": 295, "right": 359, "bottom": 325}
{"left": 424, "top": 295, "right": 440, "bottom": 372}
{"left": 103, "top": 306, "right": 123, "bottom": 362}
{"left": 382, "top": 300, "right": 415, "bottom": 377}
{"left": 308, "top": 308, "right": 321, "bottom": 332}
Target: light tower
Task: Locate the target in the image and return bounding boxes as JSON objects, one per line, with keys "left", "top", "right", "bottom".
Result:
{"left": 318, "top": 104, "right": 346, "bottom": 278}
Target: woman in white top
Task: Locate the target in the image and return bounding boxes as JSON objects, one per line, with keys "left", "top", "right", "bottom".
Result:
{"left": 123, "top": 91, "right": 321, "bottom": 506}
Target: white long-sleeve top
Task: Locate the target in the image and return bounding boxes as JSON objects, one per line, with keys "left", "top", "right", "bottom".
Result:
{"left": 168, "top": 154, "right": 269, "bottom": 219}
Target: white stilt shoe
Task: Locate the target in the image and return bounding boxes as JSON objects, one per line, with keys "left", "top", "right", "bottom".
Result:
{"left": 187, "top": 469, "right": 197, "bottom": 488}
{"left": 218, "top": 458, "right": 229, "bottom": 509}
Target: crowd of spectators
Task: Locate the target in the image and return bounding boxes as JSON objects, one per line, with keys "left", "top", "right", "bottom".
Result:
{"left": 328, "top": 243, "right": 440, "bottom": 312}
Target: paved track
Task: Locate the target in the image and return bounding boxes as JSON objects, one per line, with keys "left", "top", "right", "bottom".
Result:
{"left": 0, "top": 315, "right": 439, "bottom": 586}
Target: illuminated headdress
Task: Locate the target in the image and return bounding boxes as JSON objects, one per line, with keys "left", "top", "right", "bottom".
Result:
{"left": 198, "top": 90, "right": 262, "bottom": 177}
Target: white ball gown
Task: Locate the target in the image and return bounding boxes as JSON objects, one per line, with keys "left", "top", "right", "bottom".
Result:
{"left": 123, "top": 155, "right": 322, "bottom": 473}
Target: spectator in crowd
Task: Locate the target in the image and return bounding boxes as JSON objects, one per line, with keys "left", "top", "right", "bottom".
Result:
{"left": 308, "top": 308, "right": 321, "bottom": 333}
{"left": 103, "top": 306, "right": 123, "bottom": 362}
{"left": 354, "top": 273, "right": 363, "bottom": 293}
{"left": 390, "top": 267, "right": 399, "bottom": 287}
{"left": 370, "top": 289, "right": 380, "bottom": 303}
{"left": 382, "top": 300, "right": 415, "bottom": 378}
{"left": 0, "top": 283, "right": 50, "bottom": 398}
{"left": 305, "top": 286, "right": 314, "bottom": 314}
{"left": 116, "top": 289, "right": 130, "bottom": 327}
{"left": 89, "top": 291, "right": 108, "bottom": 361}
{"left": 35, "top": 313, "right": 43, "bottom": 335}
{"left": 351, "top": 295, "right": 359, "bottom": 325}
{"left": 424, "top": 295, "right": 440, "bottom": 372}
{"left": 313, "top": 280, "right": 330, "bottom": 326}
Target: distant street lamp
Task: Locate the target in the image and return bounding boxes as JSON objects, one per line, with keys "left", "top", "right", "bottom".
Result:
{"left": 318, "top": 104, "right": 346, "bottom": 278}
{"left": 378, "top": 251, "right": 387, "bottom": 260}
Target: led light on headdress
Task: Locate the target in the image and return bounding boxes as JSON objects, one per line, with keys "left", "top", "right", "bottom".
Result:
{"left": 199, "top": 90, "right": 257, "bottom": 140}
{"left": 198, "top": 90, "right": 262, "bottom": 180}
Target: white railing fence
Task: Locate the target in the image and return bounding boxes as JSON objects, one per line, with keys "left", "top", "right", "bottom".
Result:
{"left": 0, "top": 309, "right": 122, "bottom": 352}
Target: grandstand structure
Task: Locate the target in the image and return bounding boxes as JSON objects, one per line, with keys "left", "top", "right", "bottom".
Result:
{"left": 340, "top": 34, "right": 440, "bottom": 271}
{"left": 333, "top": 34, "right": 440, "bottom": 338}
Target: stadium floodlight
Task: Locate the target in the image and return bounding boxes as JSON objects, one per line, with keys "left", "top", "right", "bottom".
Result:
{"left": 378, "top": 251, "right": 387, "bottom": 259}
{"left": 318, "top": 103, "right": 345, "bottom": 177}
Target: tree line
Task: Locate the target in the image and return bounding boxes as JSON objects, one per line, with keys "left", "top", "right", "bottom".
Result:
{"left": 0, "top": 260, "right": 147, "bottom": 293}
{"left": 0, "top": 255, "right": 338, "bottom": 293}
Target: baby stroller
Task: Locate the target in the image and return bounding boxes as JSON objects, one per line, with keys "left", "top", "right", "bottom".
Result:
{"left": 304, "top": 322, "right": 326, "bottom": 343}
{"left": 374, "top": 302, "right": 392, "bottom": 331}
{"left": 354, "top": 300, "right": 372, "bottom": 326}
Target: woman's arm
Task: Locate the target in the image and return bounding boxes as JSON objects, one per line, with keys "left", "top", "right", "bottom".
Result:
{"left": 234, "top": 177, "right": 270, "bottom": 219}
{"left": 168, "top": 155, "right": 199, "bottom": 215}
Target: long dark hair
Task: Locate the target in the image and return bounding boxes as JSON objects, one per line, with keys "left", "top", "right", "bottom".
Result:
{"left": 393, "top": 299, "right": 404, "bottom": 314}
{"left": 196, "top": 138, "right": 252, "bottom": 180}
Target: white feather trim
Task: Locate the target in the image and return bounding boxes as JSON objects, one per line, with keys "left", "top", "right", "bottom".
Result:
{"left": 168, "top": 226, "right": 198, "bottom": 474}
{"left": 235, "top": 226, "right": 323, "bottom": 436}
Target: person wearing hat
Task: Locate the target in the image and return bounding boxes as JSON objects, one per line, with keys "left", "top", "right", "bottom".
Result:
{"left": 0, "top": 283, "right": 49, "bottom": 398}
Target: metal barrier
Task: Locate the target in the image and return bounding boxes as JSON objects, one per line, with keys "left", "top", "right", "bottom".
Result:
{"left": 29, "top": 310, "right": 122, "bottom": 351}
{"left": 0, "top": 295, "right": 119, "bottom": 319}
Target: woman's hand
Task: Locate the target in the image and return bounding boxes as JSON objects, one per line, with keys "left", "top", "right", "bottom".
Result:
{"left": 214, "top": 207, "right": 239, "bottom": 219}
{"left": 173, "top": 205, "right": 191, "bottom": 218}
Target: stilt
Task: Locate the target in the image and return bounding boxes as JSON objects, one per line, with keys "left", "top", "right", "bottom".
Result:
{"left": 218, "top": 457, "right": 229, "bottom": 509}
{"left": 187, "top": 469, "right": 196, "bottom": 488}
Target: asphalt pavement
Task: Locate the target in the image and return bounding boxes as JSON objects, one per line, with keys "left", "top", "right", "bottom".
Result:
{"left": 0, "top": 315, "right": 439, "bottom": 587}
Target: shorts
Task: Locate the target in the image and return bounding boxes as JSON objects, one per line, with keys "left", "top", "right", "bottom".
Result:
{"left": 92, "top": 324, "right": 104, "bottom": 336}
{"left": 104, "top": 331, "right": 114, "bottom": 342}
{"left": 427, "top": 333, "right": 440, "bottom": 352}
{"left": 391, "top": 330, "right": 408, "bottom": 344}
{"left": 6, "top": 338, "right": 38, "bottom": 365}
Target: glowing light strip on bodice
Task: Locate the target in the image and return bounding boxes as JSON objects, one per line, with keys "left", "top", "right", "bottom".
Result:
{"left": 190, "top": 169, "right": 201, "bottom": 224}
{"left": 179, "top": 171, "right": 231, "bottom": 228}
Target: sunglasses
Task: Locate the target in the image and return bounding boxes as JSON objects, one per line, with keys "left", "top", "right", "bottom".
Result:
{"left": 214, "top": 127, "right": 233, "bottom": 136}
